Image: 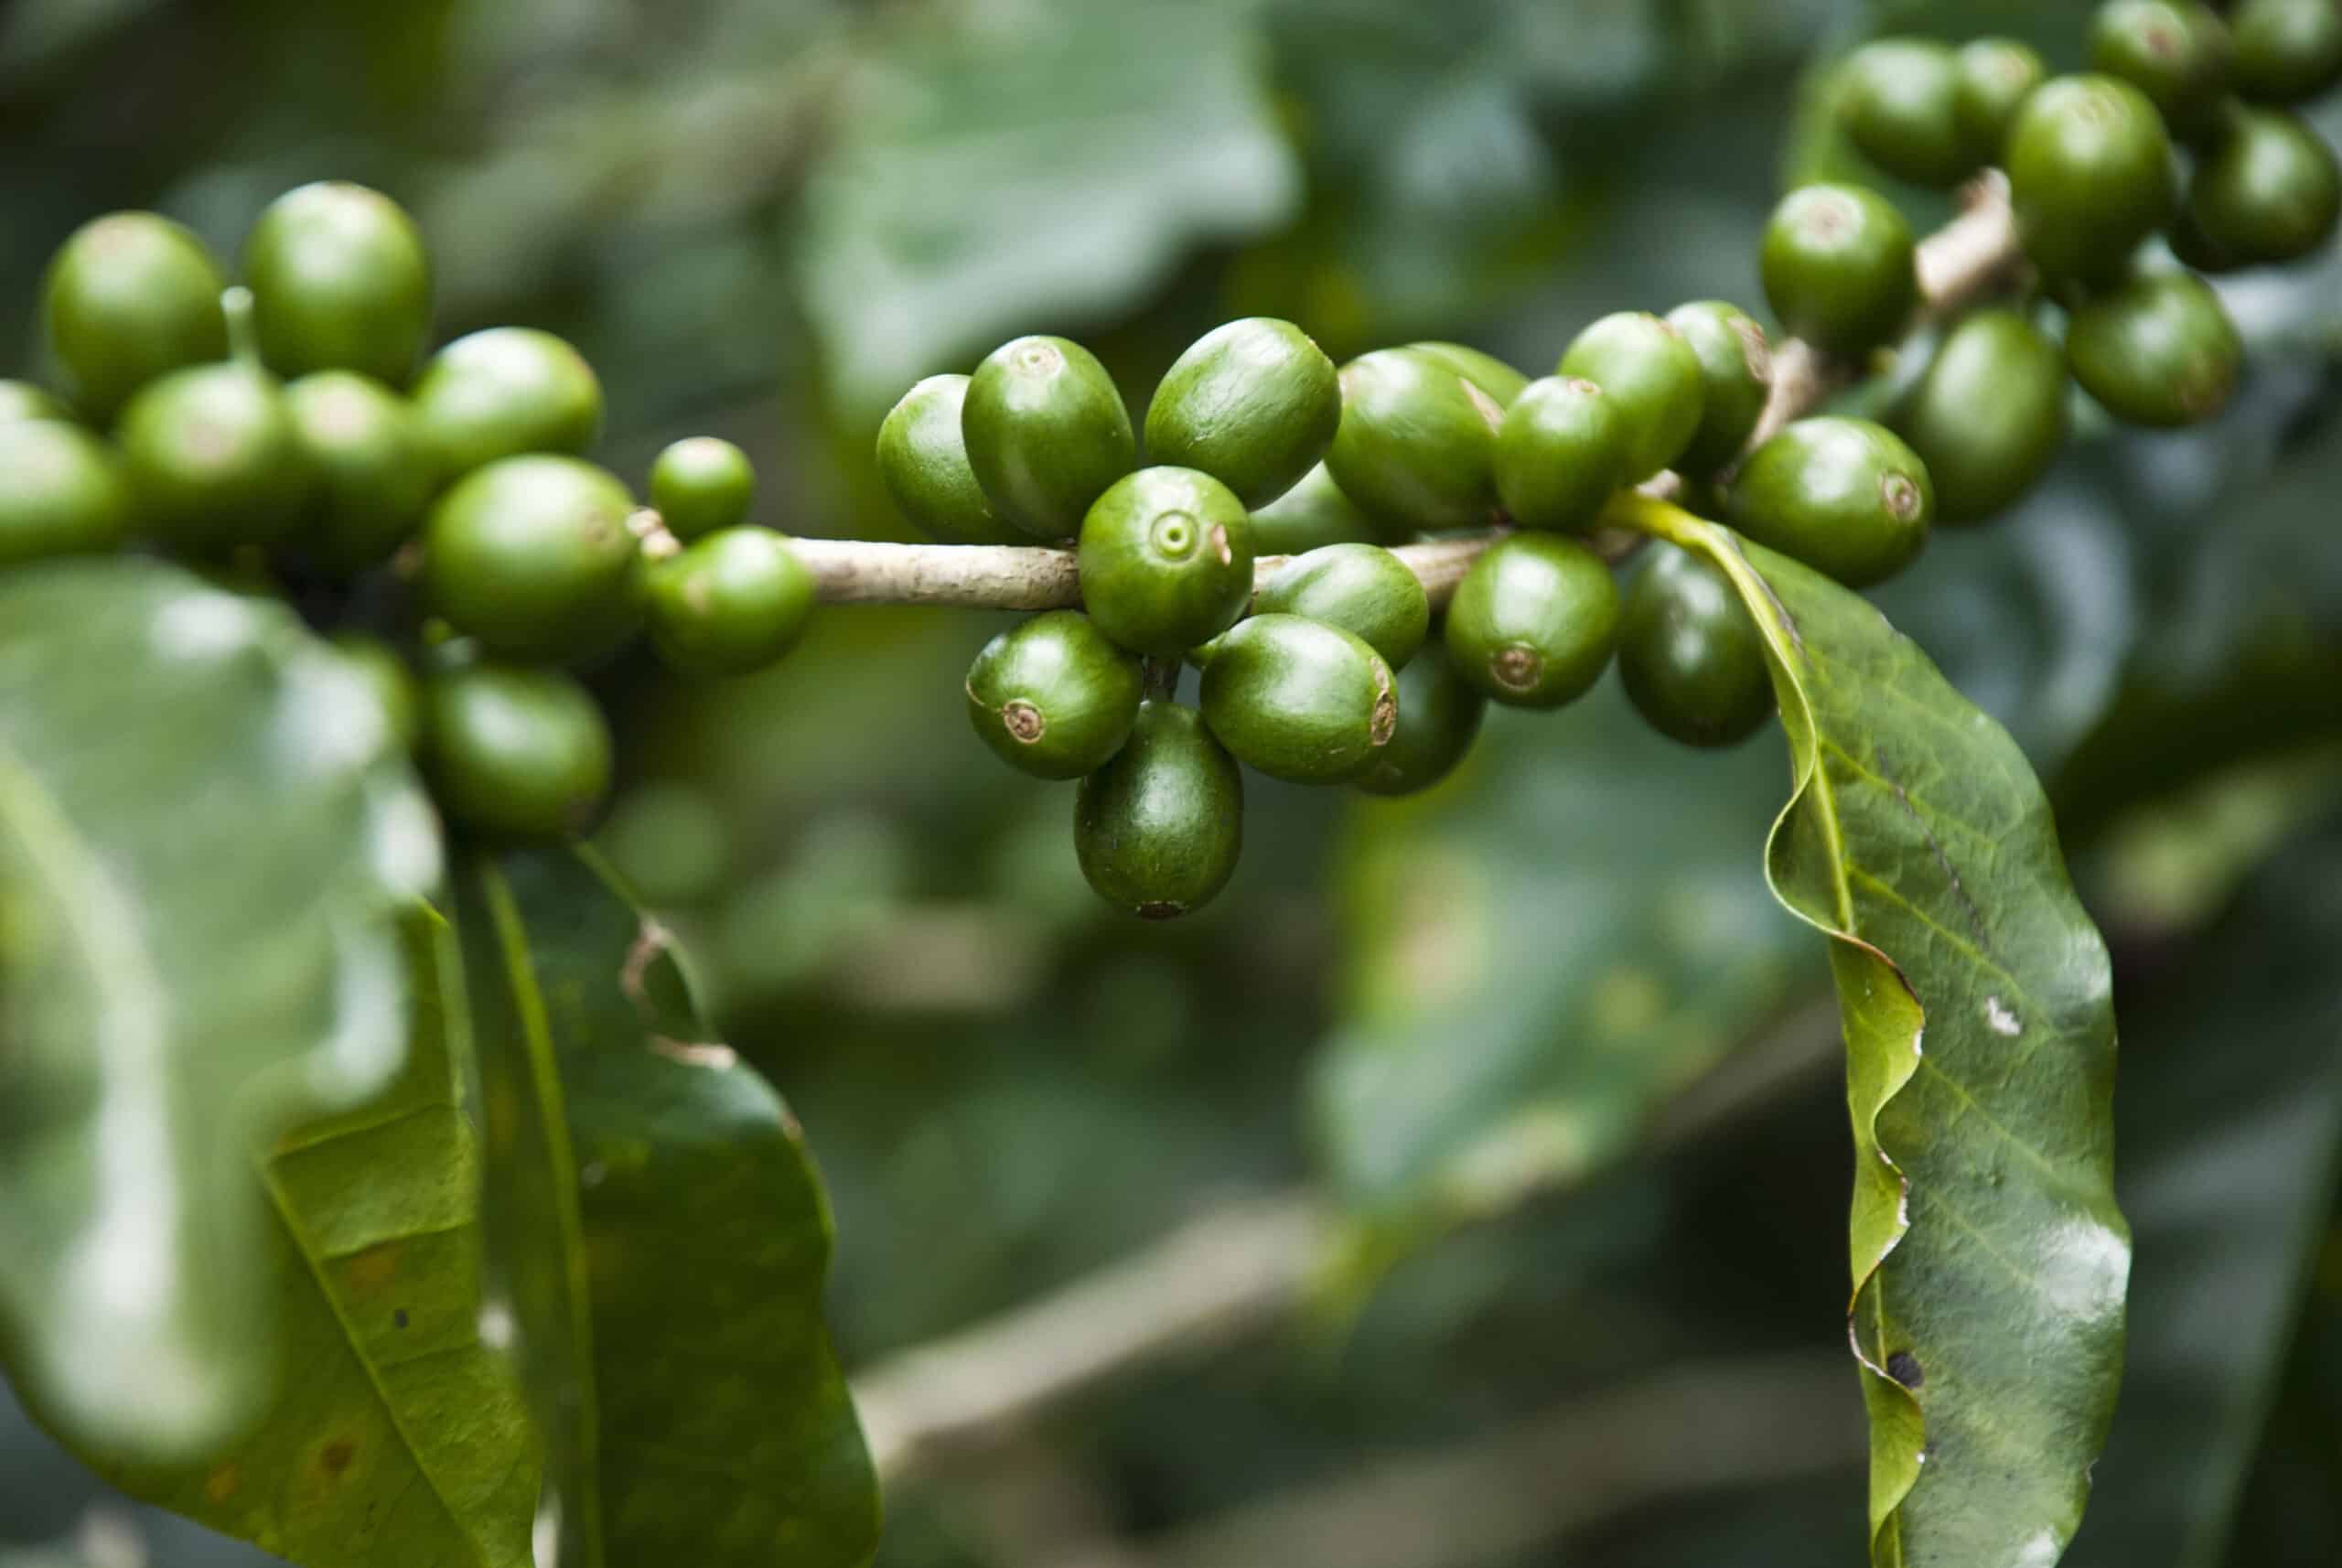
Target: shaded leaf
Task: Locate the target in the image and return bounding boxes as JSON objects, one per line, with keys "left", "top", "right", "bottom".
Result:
{"left": 1613, "top": 497, "right": 2129, "bottom": 1566}
{"left": 0, "top": 558, "right": 438, "bottom": 1458}
{"left": 455, "top": 845, "right": 877, "bottom": 1568}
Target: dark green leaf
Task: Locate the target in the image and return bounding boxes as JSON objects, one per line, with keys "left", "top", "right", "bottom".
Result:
{"left": 455, "top": 845, "right": 877, "bottom": 1568}
{"left": 1613, "top": 496, "right": 2129, "bottom": 1566}
{"left": 0, "top": 558, "right": 439, "bottom": 1459}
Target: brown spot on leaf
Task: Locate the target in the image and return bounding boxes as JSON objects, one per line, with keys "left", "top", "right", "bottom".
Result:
{"left": 343, "top": 1242, "right": 402, "bottom": 1294}
{"left": 1885, "top": 1350, "right": 1924, "bottom": 1390}
{"left": 204, "top": 1463, "right": 241, "bottom": 1504}
{"left": 320, "top": 1439, "right": 357, "bottom": 1477}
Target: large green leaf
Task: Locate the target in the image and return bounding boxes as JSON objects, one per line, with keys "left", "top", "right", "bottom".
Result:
{"left": 76, "top": 912, "right": 538, "bottom": 1567}
{"left": 453, "top": 844, "right": 877, "bottom": 1568}
{"left": 1609, "top": 496, "right": 2129, "bottom": 1566}
{"left": 0, "top": 558, "right": 439, "bottom": 1458}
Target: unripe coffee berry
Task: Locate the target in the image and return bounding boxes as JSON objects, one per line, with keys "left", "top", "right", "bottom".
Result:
{"left": 2004, "top": 75, "right": 2177, "bottom": 286}
{"left": 1354, "top": 642, "right": 1486, "bottom": 797}
{"left": 1663, "top": 301, "right": 1773, "bottom": 478}
{"left": 2090, "top": 2, "right": 2235, "bottom": 145}
{"left": 1444, "top": 532, "right": 1620, "bottom": 709}
{"left": 1144, "top": 317, "right": 1340, "bottom": 508}
{"left": 1953, "top": 38, "right": 2048, "bottom": 168}
{"left": 1889, "top": 309, "right": 2068, "bottom": 524}
{"left": 1728, "top": 416, "right": 1932, "bottom": 587}
{"left": 1556, "top": 312, "right": 1706, "bottom": 481}
{"left": 330, "top": 631, "right": 421, "bottom": 755}
{"left": 1617, "top": 543, "right": 1774, "bottom": 748}
{"left": 0, "top": 381, "right": 71, "bottom": 424}
{"left": 424, "top": 661, "right": 612, "bottom": 839}
{"left": 2065, "top": 272, "right": 2242, "bottom": 427}
{"left": 1760, "top": 184, "right": 1918, "bottom": 358}
{"left": 242, "top": 181, "right": 433, "bottom": 384}
{"left": 1404, "top": 342, "right": 1531, "bottom": 407}
{"left": 410, "top": 326, "right": 603, "bottom": 476}
{"left": 1325, "top": 347, "right": 1506, "bottom": 534}
{"left": 1074, "top": 700, "right": 1242, "bottom": 919}
{"left": 964, "top": 334, "right": 1135, "bottom": 539}
{"left": 650, "top": 436, "right": 757, "bottom": 541}
{"left": 1246, "top": 462, "right": 1378, "bottom": 556}
{"left": 0, "top": 418, "right": 130, "bottom": 566}
{"left": 285, "top": 371, "right": 438, "bottom": 573}
{"left": 1840, "top": 39, "right": 1971, "bottom": 188}
{"left": 1079, "top": 466, "right": 1254, "bottom": 655}
{"left": 644, "top": 526, "right": 816, "bottom": 677}
{"left": 876, "top": 374, "right": 1027, "bottom": 545}
{"left": 1494, "top": 376, "right": 1628, "bottom": 532}
{"left": 1251, "top": 542, "right": 1430, "bottom": 670}
{"left": 1199, "top": 614, "right": 1397, "bottom": 785}
{"left": 423, "top": 454, "right": 640, "bottom": 660}
{"left": 116, "top": 362, "right": 314, "bottom": 553}
{"left": 2186, "top": 108, "right": 2342, "bottom": 265}
{"left": 40, "top": 212, "right": 229, "bottom": 422}
{"left": 2230, "top": 0, "right": 2342, "bottom": 103}
{"left": 963, "top": 610, "right": 1143, "bottom": 779}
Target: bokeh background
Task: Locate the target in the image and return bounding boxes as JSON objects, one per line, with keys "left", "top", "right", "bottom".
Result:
{"left": 4, "top": 0, "right": 2341, "bottom": 1563}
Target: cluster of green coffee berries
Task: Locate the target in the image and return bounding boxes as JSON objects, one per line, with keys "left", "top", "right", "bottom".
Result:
{"left": 0, "top": 182, "right": 817, "bottom": 840}
{"left": 878, "top": 0, "right": 2340, "bottom": 919}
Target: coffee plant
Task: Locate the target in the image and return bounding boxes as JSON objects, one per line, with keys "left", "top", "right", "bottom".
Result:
{"left": 1, "top": 2, "right": 2338, "bottom": 1564}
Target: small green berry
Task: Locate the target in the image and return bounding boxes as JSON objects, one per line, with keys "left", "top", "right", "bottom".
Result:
{"left": 116, "top": 362, "right": 313, "bottom": 553}
{"left": 1443, "top": 532, "right": 1619, "bottom": 709}
{"left": 1617, "top": 543, "right": 1774, "bottom": 748}
{"left": 1556, "top": 313, "right": 1706, "bottom": 481}
{"left": 1144, "top": 317, "right": 1340, "bottom": 507}
{"left": 423, "top": 454, "right": 640, "bottom": 660}
{"left": 1324, "top": 347, "right": 1507, "bottom": 535}
{"left": 2186, "top": 107, "right": 2342, "bottom": 265}
{"left": 2004, "top": 75, "right": 2178, "bottom": 286}
{"left": 1078, "top": 466, "right": 1254, "bottom": 655}
{"left": 0, "top": 381, "right": 71, "bottom": 424}
{"left": 1953, "top": 38, "right": 2048, "bottom": 168}
{"left": 329, "top": 631, "right": 421, "bottom": 754}
{"left": 0, "top": 418, "right": 130, "bottom": 566}
{"left": 284, "top": 371, "right": 438, "bottom": 572}
{"left": 1727, "top": 416, "right": 1932, "bottom": 587}
{"left": 1252, "top": 542, "right": 1430, "bottom": 670}
{"left": 1888, "top": 309, "right": 2068, "bottom": 524}
{"left": 424, "top": 661, "right": 612, "bottom": 839}
{"left": 1663, "top": 302, "right": 1774, "bottom": 477}
{"left": 876, "top": 373, "right": 1027, "bottom": 545}
{"left": 964, "top": 610, "right": 1143, "bottom": 780}
{"left": 1246, "top": 462, "right": 1379, "bottom": 555}
{"left": 2230, "top": 0, "right": 2342, "bottom": 103}
{"left": 2090, "top": 2, "right": 2235, "bottom": 145}
{"left": 242, "top": 181, "right": 432, "bottom": 384}
{"left": 1199, "top": 613, "right": 1397, "bottom": 784}
{"left": 1840, "top": 38, "right": 1971, "bottom": 188}
{"left": 644, "top": 527, "right": 815, "bottom": 676}
{"left": 1760, "top": 184, "right": 1918, "bottom": 358}
{"left": 2065, "top": 272, "right": 2242, "bottom": 428}
{"left": 1353, "top": 640, "right": 1486, "bottom": 797}
{"left": 410, "top": 326, "right": 603, "bottom": 476}
{"left": 1074, "top": 699, "right": 1242, "bottom": 919}
{"left": 40, "top": 212, "right": 229, "bottom": 422}
{"left": 964, "top": 335, "right": 1135, "bottom": 539}
{"left": 1493, "top": 375, "right": 1628, "bottom": 531}
{"left": 1403, "top": 342, "right": 1531, "bottom": 407}
{"left": 650, "top": 436, "right": 757, "bottom": 541}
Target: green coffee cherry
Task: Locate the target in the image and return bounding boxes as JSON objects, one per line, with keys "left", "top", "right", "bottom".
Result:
{"left": 1557, "top": 313, "right": 1707, "bottom": 482}
{"left": 1444, "top": 532, "right": 1619, "bottom": 709}
{"left": 1663, "top": 302, "right": 1773, "bottom": 478}
{"left": 1840, "top": 38, "right": 1971, "bottom": 188}
{"left": 2005, "top": 75, "right": 2178, "bottom": 286}
{"left": 330, "top": 631, "right": 421, "bottom": 754}
{"left": 1888, "top": 309, "right": 2067, "bottom": 524}
{"left": 1404, "top": 342, "right": 1531, "bottom": 407}
{"left": 1074, "top": 699, "right": 1242, "bottom": 918}
{"left": 650, "top": 436, "right": 756, "bottom": 541}
{"left": 40, "top": 212, "right": 229, "bottom": 422}
{"left": 0, "top": 381, "right": 70, "bottom": 424}
{"left": 2065, "top": 272, "right": 2242, "bottom": 427}
{"left": 1325, "top": 347, "right": 1506, "bottom": 535}
{"left": 1492, "top": 376, "right": 1628, "bottom": 532}
{"left": 1953, "top": 38, "right": 2048, "bottom": 168}
{"left": 242, "top": 181, "right": 432, "bottom": 384}
{"left": 423, "top": 454, "right": 640, "bottom": 660}
{"left": 964, "top": 335, "right": 1135, "bottom": 539}
{"left": 2231, "top": 0, "right": 2342, "bottom": 103}
{"left": 2090, "top": 2, "right": 2235, "bottom": 145}
{"left": 876, "top": 374, "right": 1027, "bottom": 545}
{"left": 1252, "top": 542, "right": 1430, "bottom": 670}
{"left": 1078, "top": 466, "right": 1254, "bottom": 655}
{"left": 1199, "top": 613, "right": 1397, "bottom": 784}
{"left": 0, "top": 418, "right": 130, "bottom": 566}
{"left": 1144, "top": 317, "right": 1340, "bottom": 507}
{"left": 1247, "top": 461, "right": 1379, "bottom": 555}
{"left": 1354, "top": 641, "right": 1486, "bottom": 797}
{"left": 1727, "top": 416, "right": 1932, "bottom": 587}
{"left": 2186, "top": 108, "right": 2342, "bottom": 266}
{"left": 424, "top": 661, "right": 612, "bottom": 839}
{"left": 644, "top": 527, "right": 815, "bottom": 676}
{"left": 1760, "top": 184, "right": 1918, "bottom": 358}
{"left": 285, "top": 371, "right": 438, "bottom": 572}
{"left": 1617, "top": 543, "right": 1774, "bottom": 748}
{"left": 410, "top": 326, "right": 603, "bottom": 476}
{"left": 116, "top": 362, "right": 313, "bottom": 553}
{"left": 964, "top": 610, "right": 1143, "bottom": 779}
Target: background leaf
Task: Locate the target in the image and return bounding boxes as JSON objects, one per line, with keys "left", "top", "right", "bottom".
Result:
{"left": 0, "top": 559, "right": 439, "bottom": 1459}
